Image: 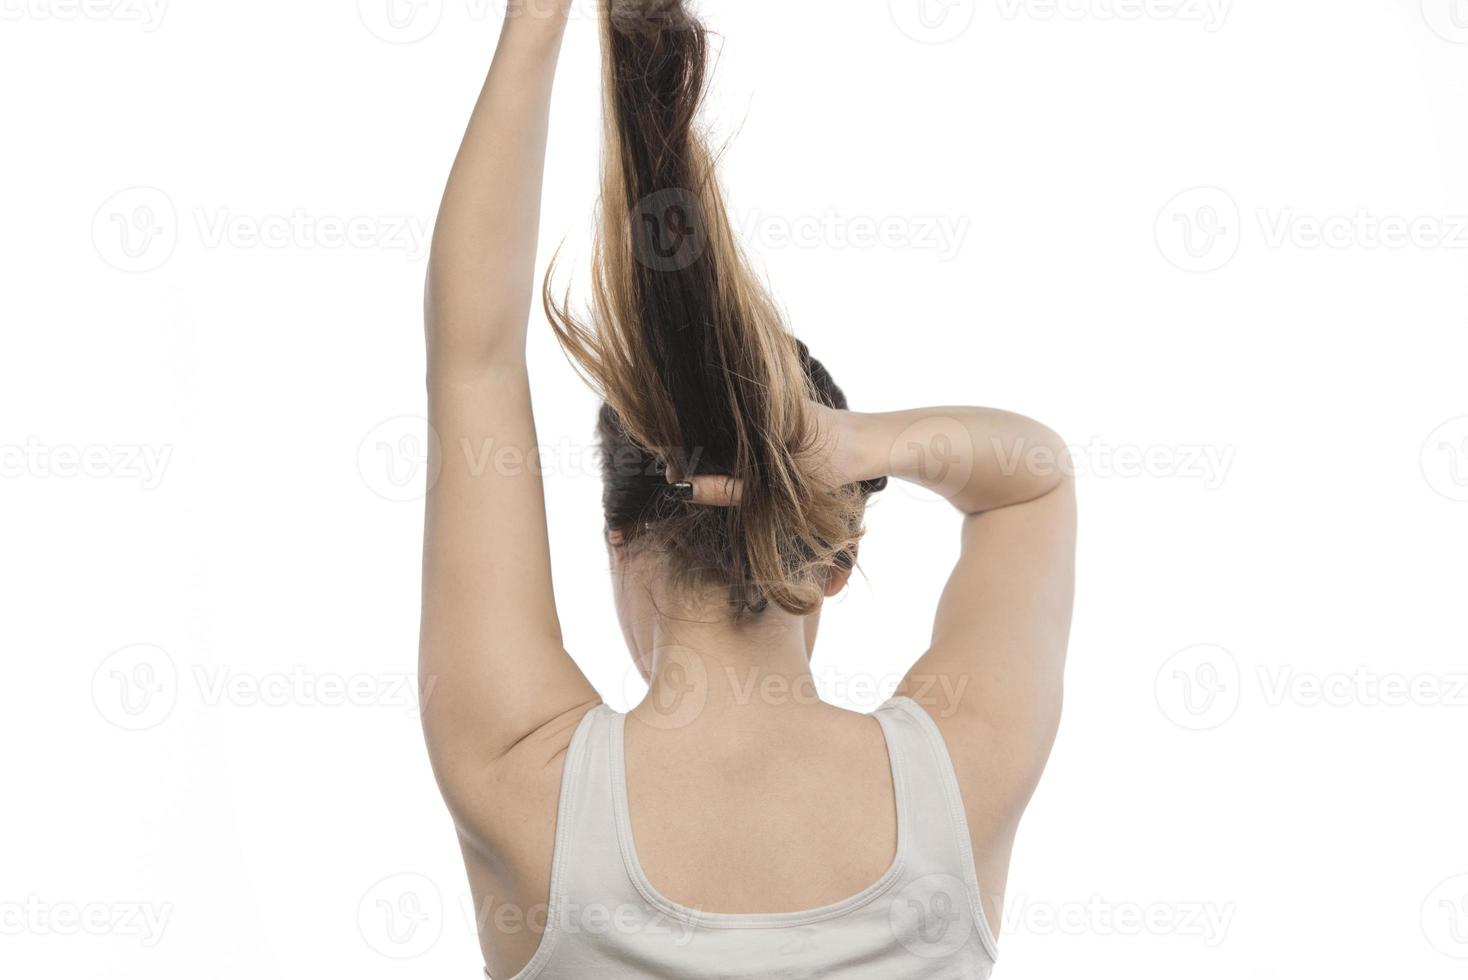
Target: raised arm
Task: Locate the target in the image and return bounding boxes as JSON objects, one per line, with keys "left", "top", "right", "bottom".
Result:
{"left": 818, "top": 405, "right": 1076, "bottom": 917}
{"left": 853, "top": 408, "right": 1075, "bottom": 734}
{"left": 419, "top": 2, "right": 599, "bottom": 807}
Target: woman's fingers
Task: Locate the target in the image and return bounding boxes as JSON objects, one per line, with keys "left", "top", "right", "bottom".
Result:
{"left": 694, "top": 476, "right": 743, "bottom": 506}
{"left": 671, "top": 475, "right": 744, "bottom": 507}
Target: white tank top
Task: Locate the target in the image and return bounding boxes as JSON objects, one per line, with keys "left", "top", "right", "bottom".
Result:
{"left": 490, "top": 696, "right": 1000, "bottom": 979}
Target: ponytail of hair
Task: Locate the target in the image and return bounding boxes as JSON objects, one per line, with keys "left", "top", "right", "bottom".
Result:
{"left": 544, "top": 0, "right": 872, "bottom": 616}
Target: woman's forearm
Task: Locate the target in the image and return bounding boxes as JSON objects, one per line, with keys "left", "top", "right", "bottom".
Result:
{"left": 425, "top": 5, "right": 570, "bottom": 373}
{"left": 843, "top": 407, "right": 1071, "bottom": 515}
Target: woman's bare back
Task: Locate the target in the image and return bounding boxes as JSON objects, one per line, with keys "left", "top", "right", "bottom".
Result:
{"left": 622, "top": 703, "right": 899, "bottom": 916}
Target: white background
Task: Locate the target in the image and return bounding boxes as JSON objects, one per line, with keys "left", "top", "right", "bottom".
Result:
{"left": 3, "top": 0, "right": 1467, "bottom": 977}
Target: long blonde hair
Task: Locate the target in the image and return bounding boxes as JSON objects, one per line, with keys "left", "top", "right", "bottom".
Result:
{"left": 544, "top": 0, "right": 878, "bottom": 616}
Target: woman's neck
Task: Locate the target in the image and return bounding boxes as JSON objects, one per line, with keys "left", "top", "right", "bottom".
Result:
{"left": 631, "top": 604, "right": 828, "bottom": 734}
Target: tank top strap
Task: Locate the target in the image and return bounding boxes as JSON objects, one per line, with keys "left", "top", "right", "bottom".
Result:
{"left": 547, "top": 703, "right": 626, "bottom": 883}
{"left": 513, "top": 703, "right": 653, "bottom": 978}
{"left": 872, "top": 695, "right": 1001, "bottom": 963}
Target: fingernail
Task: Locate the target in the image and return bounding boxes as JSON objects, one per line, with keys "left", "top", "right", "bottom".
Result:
{"left": 670, "top": 481, "right": 695, "bottom": 501}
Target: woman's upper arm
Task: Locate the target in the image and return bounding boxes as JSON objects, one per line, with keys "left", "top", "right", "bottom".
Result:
{"left": 416, "top": 11, "right": 598, "bottom": 794}
{"left": 418, "top": 364, "right": 600, "bottom": 789}
{"left": 898, "top": 477, "right": 1077, "bottom": 832}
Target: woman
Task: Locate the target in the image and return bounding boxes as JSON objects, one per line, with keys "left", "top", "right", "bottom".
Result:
{"left": 418, "top": 2, "right": 1076, "bottom": 977}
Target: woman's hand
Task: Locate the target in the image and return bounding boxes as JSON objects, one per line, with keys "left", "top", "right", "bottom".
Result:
{"left": 675, "top": 404, "right": 1071, "bottom": 516}
{"left": 670, "top": 403, "right": 887, "bottom": 506}
{"left": 809, "top": 402, "right": 887, "bottom": 489}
